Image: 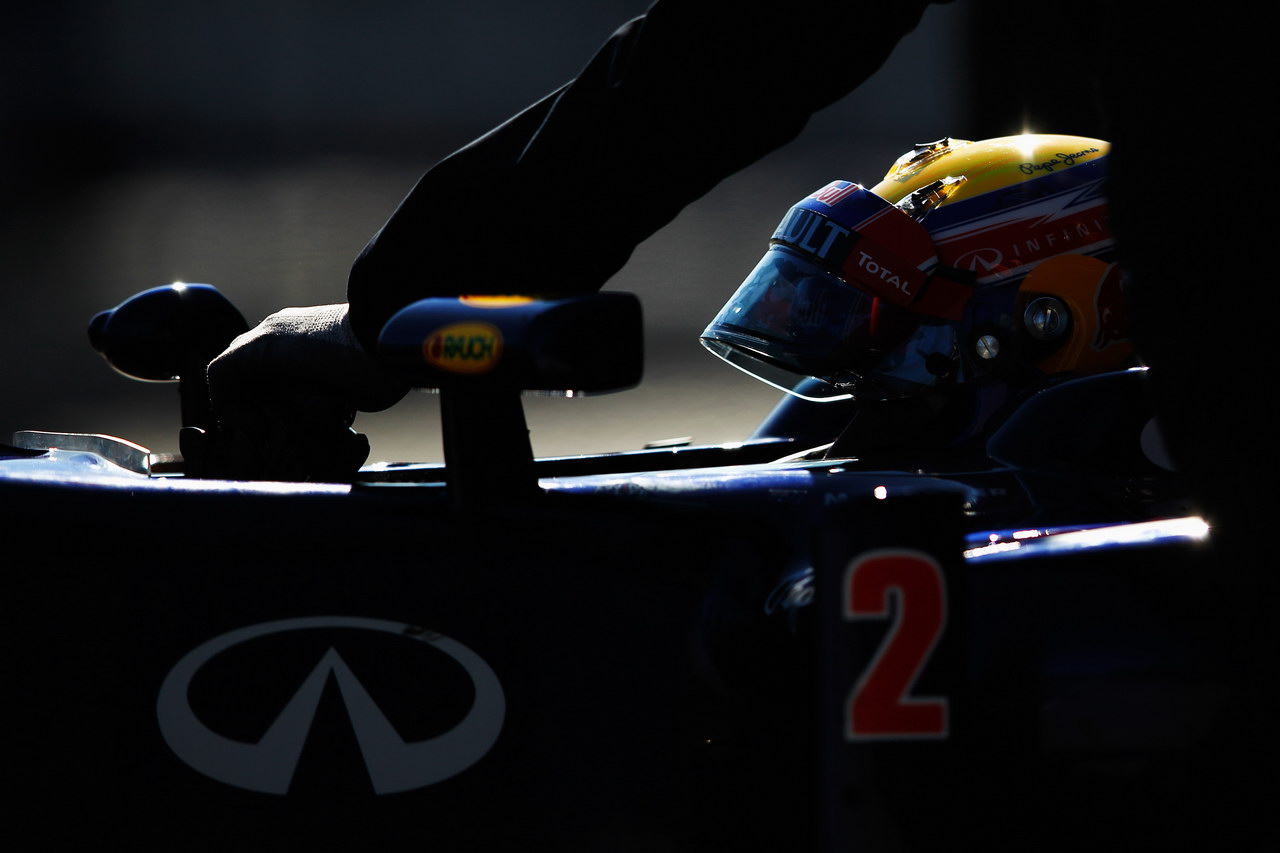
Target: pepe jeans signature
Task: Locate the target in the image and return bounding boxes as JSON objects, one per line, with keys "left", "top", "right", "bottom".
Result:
{"left": 1019, "top": 147, "right": 1101, "bottom": 175}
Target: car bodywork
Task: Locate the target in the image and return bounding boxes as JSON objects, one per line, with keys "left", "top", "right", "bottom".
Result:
{"left": 1, "top": 289, "right": 1235, "bottom": 850}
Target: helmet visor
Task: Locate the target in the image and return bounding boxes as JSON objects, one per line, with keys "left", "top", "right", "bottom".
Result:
{"left": 701, "top": 246, "right": 924, "bottom": 401}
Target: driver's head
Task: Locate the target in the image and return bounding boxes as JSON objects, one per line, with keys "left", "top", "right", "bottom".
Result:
{"left": 702, "top": 135, "right": 1133, "bottom": 403}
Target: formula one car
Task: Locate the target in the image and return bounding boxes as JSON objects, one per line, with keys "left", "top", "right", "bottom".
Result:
{"left": 3, "top": 280, "right": 1238, "bottom": 852}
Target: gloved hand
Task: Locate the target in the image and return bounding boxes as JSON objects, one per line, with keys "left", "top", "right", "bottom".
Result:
{"left": 202, "top": 303, "right": 408, "bottom": 481}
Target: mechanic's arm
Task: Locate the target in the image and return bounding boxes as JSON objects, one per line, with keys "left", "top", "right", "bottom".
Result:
{"left": 208, "top": 0, "right": 940, "bottom": 475}
{"left": 347, "top": 0, "right": 941, "bottom": 350}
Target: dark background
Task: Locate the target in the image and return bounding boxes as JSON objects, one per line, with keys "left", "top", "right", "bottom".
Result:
{"left": 2, "top": 1, "right": 1093, "bottom": 463}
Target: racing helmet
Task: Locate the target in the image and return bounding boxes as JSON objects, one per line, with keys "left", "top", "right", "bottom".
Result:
{"left": 701, "top": 134, "right": 1133, "bottom": 402}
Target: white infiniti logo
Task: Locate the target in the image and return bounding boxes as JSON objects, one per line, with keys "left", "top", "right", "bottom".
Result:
{"left": 156, "top": 616, "right": 505, "bottom": 795}
{"left": 953, "top": 247, "right": 1004, "bottom": 273}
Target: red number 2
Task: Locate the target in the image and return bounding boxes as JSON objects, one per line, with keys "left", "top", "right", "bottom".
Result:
{"left": 844, "top": 549, "right": 948, "bottom": 740}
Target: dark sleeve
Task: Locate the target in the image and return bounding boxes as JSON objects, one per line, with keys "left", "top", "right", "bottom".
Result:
{"left": 347, "top": 0, "right": 938, "bottom": 350}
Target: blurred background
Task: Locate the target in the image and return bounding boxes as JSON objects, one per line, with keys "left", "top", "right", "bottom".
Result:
{"left": 2, "top": 0, "right": 1100, "bottom": 464}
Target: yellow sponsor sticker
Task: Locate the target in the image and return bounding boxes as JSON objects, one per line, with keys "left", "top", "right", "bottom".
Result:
{"left": 423, "top": 322, "right": 503, "bottom": 374}
{"left": 458, "top": 295, "right": 535, "bottom": 308}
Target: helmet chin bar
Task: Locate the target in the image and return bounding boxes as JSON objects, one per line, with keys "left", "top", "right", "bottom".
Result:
{"left": 700, "top": 336, "right": 943, "bottom": 405}
{"left": 700, "top": 338, "right": 854, "bottom": 402}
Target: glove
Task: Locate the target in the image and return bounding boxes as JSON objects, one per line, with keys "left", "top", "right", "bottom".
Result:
{"left": 202, "top": 303, "right": 409, "bottom": 481}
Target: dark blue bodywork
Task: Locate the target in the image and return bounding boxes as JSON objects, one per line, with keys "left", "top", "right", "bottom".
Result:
{"left": 0, "top": 298, "right": 1241, "bottom": 851}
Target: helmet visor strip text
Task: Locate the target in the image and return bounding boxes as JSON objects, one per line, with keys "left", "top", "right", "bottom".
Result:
{"left": 786, "top": 183, "right": 971, "bottom": 322}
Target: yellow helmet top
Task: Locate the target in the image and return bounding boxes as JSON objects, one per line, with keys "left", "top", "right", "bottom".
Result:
{"left": 871, "top": 134, "right": 1110, "bottom": 208}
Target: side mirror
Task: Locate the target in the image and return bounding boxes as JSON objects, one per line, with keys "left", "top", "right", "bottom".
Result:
{"left": 88, "top": 283, "right": 249, "bottom": 433}
{"left": 378, "top": 293, "right": 643, "bottom": 505}
{"left": 378, "top": 292, "right": 642, "bottom": 393}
